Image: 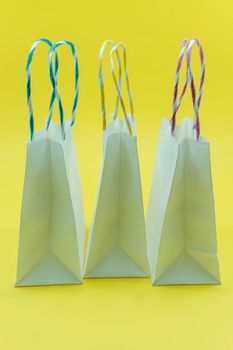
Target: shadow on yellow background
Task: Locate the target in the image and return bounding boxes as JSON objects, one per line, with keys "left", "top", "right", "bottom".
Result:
{"left": 0, "top": 0, "right": 233, "bottom": 349}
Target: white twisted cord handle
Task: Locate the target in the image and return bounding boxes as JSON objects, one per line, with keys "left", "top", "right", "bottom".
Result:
{"left": 110, "top": 42, "right": 134, "bottom": 135}
{"left": 99, "top": 40, "right": 122, "bottom": 130}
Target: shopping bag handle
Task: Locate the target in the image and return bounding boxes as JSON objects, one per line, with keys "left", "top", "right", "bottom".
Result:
{"left": 99, "top": 40, "right": 122, "bottom": 130}
{"left": 186, "top": 38, "right": 205, "bottom": 140}
{"left": 48, "top": 40, "right": 79, "bottom": 140}
{"left": 170, "top": 39, "right": 189, "bottom": 135}
{"left": 26, "top": 38, "right": 58, "bottom": 141}
{"left": 110, "top": 42, "right": 134, "bottom": 135}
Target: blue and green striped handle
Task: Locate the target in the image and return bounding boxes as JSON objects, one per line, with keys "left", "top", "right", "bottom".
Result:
{"left": 26, "top": 38, "right": 58, "bottom": 140}
{"left": 48, "top": 40, "right": 79, "bottom": 140}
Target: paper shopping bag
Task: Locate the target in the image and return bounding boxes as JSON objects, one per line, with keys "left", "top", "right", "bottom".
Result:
{"left": 16, "top": 39, "right": 85, "bottom": 286}
{"left": 84, "top": 41, "right": 149, "bottom": 278}
{"left": 146, "top": 39, "right": 221, "bottom": 285}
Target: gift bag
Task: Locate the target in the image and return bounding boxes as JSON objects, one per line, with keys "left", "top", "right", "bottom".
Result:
{"left": 16, "top": 39, "right": 85, "bottom": 286}
{"left": 84, "top": 41, "right": 149, "bottom": 278}
{"left": 146, "top": 38, "right": 221, "bottom": 285}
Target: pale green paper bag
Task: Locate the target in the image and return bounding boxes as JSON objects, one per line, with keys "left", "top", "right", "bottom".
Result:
{"left": 16, "top": 39, "right": 85, "bottom": 286}
{"left": 84, "top": 41, "right": 149, "bottom": 278}
{"left": 146, "top": 39, "right": 221, "bottom": 285}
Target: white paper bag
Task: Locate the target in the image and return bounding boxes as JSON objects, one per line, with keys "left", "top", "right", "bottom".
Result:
{"left": 16, "top": 39, "right": 85, "bottom": 286}
{"left": 84, "top": 41, "right": 149, "bottom": 278}
{"left": 146, "top": 39, "right": 221, "bottom": 285}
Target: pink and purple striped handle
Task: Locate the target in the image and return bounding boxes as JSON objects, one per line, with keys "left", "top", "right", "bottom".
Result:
{"left": 186, "top": 38, "right": 205, "bottom": 140}
{"left": 171, "top": 39, "right": 189, "bottom": 134}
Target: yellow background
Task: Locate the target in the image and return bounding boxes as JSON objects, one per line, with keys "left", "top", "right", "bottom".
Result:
{"left": 0, "top": 0, "right": 233, "bottom": 348}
